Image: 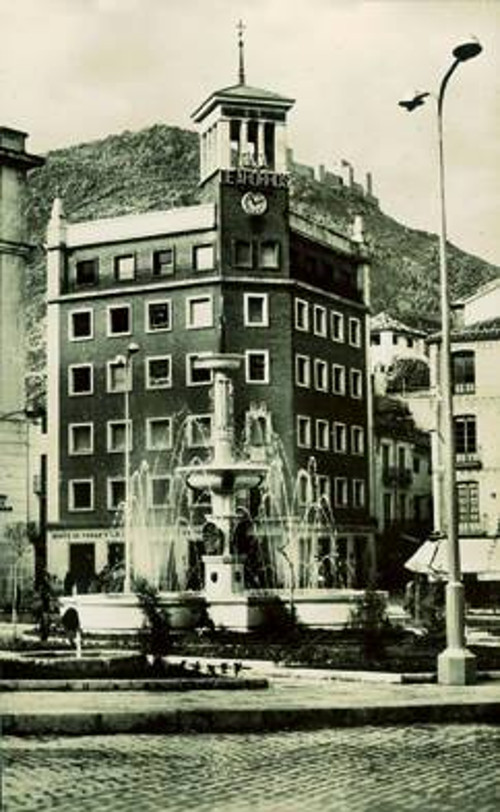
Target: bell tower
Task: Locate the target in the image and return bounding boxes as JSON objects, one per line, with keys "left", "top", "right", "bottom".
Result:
{"left": 191, "top": 23, "right": 295, "bottom": 191}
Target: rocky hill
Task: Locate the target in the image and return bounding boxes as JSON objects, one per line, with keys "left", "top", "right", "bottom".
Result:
{"left": 24, "top": 123, "right": 499, "bottom": 409}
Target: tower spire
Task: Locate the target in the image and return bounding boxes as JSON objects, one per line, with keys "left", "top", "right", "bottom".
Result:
{"left": 237, "top": 19, "right": 246, "bottom": 85}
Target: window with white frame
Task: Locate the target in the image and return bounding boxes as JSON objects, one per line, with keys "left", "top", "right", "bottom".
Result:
{"left": 349, "top": 317, "right": 361, "bottom": 347}
{"left": 186, "top": 295, "right": 213, "bottom": 329}
{"left": 146, "top": 417, "right": 172, "bottom": 451}
{"left": 333, "top": 422, "right": 347, "bottom": 453}
{"left": 454, "top": 415, "right": 477, "bottom": 457}
{"left": 259, "top": 240, "right": 280, "bottom": 269}
{"left": 332, "top": 364, "right": 345, "bottom": 395}
{"left": 153, "top": 248, "right": 175, "bottom": 276}
{"left": 295, "top": 298, "right": 309, "bottom": 331}
{"left": 68, "top": 364, "right": 93, "bottom": 395}
{"left": 107, "top": 359, "right": 131, "bottom": 393}
{"left": 186, "top": 415, "right": 212, "bottom": 448}
{"left": 69, "top": 479, "right": 93, "bottom": 511}
{"left": 351, "top": 425, "right": 364, "bottom": 455}
{"left": 150, "top": 475, "right": 171, "bottom": 507}
{"left": 317, "top": 475, "right": 331, "bottom": 503}
{"left": 457, "top": 481, "right": 480, "bottom": 525}
{"left": 146, "top": 355, "right": 172, "bottom": 389}
{"left": 75, "top": 258, "right": 98, "bottom": 287}
{"left": 350, "top": 368, "right": 362, "bottom": 398}
{"left": 107, "top": 420, "right": 132, "bottom": 453}
{"left": 69, "top": 309, "right": 93, "bottom": 341}
{"left": 314, "top": 359, "right": 328, "bottom": 392}
{"left": 244, "top": 293, "right": 268, "bottom": 327}
{"left": 297, "top": 471, "right": 310, "bottom": 506}
{"left": 68, "top": 423, "right": 93, "bottom": 455}
{"left": 193, "top": 244, "right": 215, "bottom": 270}
{"left": 353, "top": 479, "right": 365, "bottom": 508}
{"left": 107, "top": 304, "right": 131, "bottom": 336}
{"left": 331, "top": 311, "right": 344, "bottom": 342}
{"left": 313, "top": 305, "right": 327, "bottom": 337}
{"left": 334, "top": 477, "right": 348, "bottom": 507}
{"left": 186, "top": 353, "right": 213, "bottom": 386}
{"left": 315, "top": 419, "right": 329, "bottom": 451}
{"left": 146, "top": 300, "right": 172, "bottom": 332}
{"left": 107, "top": 478, "right": 126, "bottom": 510}
{"left": 245, "top": 350, "right": 269, "bottom": 384}
{"left": 295, "top": 354, "right": 310, "bottom": 388}
{"left": 114, "top": 254, "right": 135, "bottom": 282}
{"left": 297, "top": 415, "right": 311, "bottom": 448}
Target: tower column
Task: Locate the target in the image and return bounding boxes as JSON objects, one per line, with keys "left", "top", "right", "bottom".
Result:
{"left": 257, "top": 122, "right": 266, "bottom": 167}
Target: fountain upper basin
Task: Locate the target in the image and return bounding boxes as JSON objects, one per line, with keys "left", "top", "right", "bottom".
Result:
{"left": 178, "top": 463, "right": 267, "bottom": 494}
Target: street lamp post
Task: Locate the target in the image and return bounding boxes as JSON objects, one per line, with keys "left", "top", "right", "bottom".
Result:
{"left": 400, "top": 41, "right": 481, "bottom": 684}
{"left": 114, "top": 343, "right": 140, "bottom": 594}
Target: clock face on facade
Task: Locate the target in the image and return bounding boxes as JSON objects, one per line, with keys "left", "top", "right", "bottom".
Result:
{"left": 241, "top": 191, "right": 268, "bottom": 216}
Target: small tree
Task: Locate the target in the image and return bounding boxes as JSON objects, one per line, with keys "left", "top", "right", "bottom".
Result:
{"left": 31, "top": 571, "right": 62, "bottom": 642}
{"left": 4, "top": 521, "right": 36, "bottom": 626}
{"left": 134, "top": 577, "right": 170, "bottom": 671}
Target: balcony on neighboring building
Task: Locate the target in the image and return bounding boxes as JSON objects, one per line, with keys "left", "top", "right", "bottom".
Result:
{"left": 455, "top": 451, "right": 482, "bottom": 470}
{"left": 382, "top": 466, "right": 413, "bottom": 488}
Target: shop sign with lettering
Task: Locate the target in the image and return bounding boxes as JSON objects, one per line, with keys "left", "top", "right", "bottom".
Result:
{"left": 49, "top": 528, "right": 124, "bottom": 544}
{"left": 221, "top": 168, "right": 289, "bottom": 189}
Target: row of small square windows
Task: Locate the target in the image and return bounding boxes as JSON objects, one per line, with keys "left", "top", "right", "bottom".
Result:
{"left": 66, "top": 474, "right": 366, "bottom": 512}
{"left": 67, "top": 296, "right": 362, "bottom": 343}
{"left": 67, "top": 417, "right": 365, "bottom": 457}
{"left": 68, "top": 354, "right": 364, "bottom": 394}
{"left": 73, "top": 239, "right": 283, "bottom": 287}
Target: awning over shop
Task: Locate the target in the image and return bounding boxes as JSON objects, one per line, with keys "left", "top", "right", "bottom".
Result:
{"left": 405, "top": 537, "right": 500, "bottom": 581}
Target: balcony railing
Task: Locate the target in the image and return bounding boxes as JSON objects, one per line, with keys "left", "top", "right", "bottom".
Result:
{"left": 456, "top": 452, "right": 482, "bottom": 470}
{"left": 382, "top": 467, "right": 413, "bottom": 488}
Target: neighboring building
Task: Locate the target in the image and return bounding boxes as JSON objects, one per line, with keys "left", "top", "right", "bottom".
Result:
{"left": 370, "top": 311, "right": 429, "bottom": 376}
{"left": 372, "top": 396, "right": 432, "bottom": 588}
{"left": 0, "top": 127, "right": 45, "bottom": 607}
{"left": 46, "top": 67, "right": 376, "bottom": 592}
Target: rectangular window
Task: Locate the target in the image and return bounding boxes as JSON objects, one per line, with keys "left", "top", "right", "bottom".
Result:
{"left": 371, "top": 333, "right": 381, "bottom": 346}
{"left": 452, "top": 351, "right": 475, "bottom": 393}
{"left": 313, "top": 305, "right": 327, "bottom": 337}
{"left": 259, "top": 240, "right": 280, "bottom": 269}
{"left": 349, "top": 317, "right": 361, "bottom": 347}
{"left": 317, "top": 475, "right": 331, "bottom": 502}
{"left": 69, "top": 479, "right": 93, "bottom": 512}
{"left": 150, "top": 476, "right": 171, "bottom": 507}
{"left": 399, "top": 493, "right": 406, "bottom": 521}
{"left": 353, "top": 479, "right": 365, "bottom": 508}
{"left": 314, "top": 359, "right": 328, "bottom": 392}
{"left": 194, "top": 244, "right": 215, "bottom": 270}
{"left": 75, "top": 259, "right": 98, "bottom": 287}
{"left": 114, "top": 254, "right": 135, "bottom": 282}
{"left": 351, "top": 425, "right": 364, "bottom": 455}
{"left": 454, "top": 415, "right": 477, "bottom": 455}
{"left": 383, "top": 493, "right": 392, "bottom": 527}
{"left": 457, "top": 481, "right": 480, "bottom": 525}
{"left": 335, "top": 477, "right": 348, "bottom": 507}
{"left": 333, "top": 422, "right": 346, "bottom": 453}
{"left": 107, "top": 359, "right": 131, "bottom": 393}
{"left": 153, "top": 248, "right": 175, "bottom": 276}
{"left": 332, "top": 364, "right": 346, "bottom": 395}
{"left": 186, "top": 415, "right": 212, "bottom": 448}
{"left": 146, "top": 356, "right": 172, "bottom": 389}
{"left": 315, "top": 419, "right": 329, "bottom": 451}
{"left": 146, "top": 417, "right": 172, "bottom": 451}
{"left": 186, "top": 353, "right": 213, "bottom": 386}
{"left": 186, "top": 295, "right": 213, "bottom": 329}
{"left": 107, "top": 305, "right": 131, "bottom": 336}
{"left": 398, "top": 446, "right": 406, "bottom": 470}
{"left": 350, "top": 368, "right": 362, "bottom": 398}
{"left": 244, "top": 293, "right": 268, "bottom": 326}
{"left": 68, "top": 423, "right": 93, "bottom": 455}
{"left": 146, "top": 300, "right": 172, "bottom": 332}
{"left": 331, "top": 311, "right": 344, "bottom": 342}
{"left": 295, "top": 299, "right": 309, "bottom": 331}
{"left": 107, "top": 478, "right": 126, "bottom": 510}
{"left": 69, "top": 364, "right": 93, "bottom": 395}
{"left": 69, "top": 309, "right": 93, "bottom": 341}
{"left": 295, "top": 354, "right": 310, "bottom": 388}
{"left": 297, "top": 415, "right": 311, "bottom": 448}
{"left": 245, "top": 350, "right": 269, "bottom": 384}
{"left": 234, "top": 240, "right": 252, "bottom": 268}
{"left": 107, "top": 420, "right": 132, "bottom": 453}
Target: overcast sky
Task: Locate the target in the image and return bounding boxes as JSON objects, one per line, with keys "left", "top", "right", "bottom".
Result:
{"left": 1, "top": 0, "right": 498, "bottom": 264}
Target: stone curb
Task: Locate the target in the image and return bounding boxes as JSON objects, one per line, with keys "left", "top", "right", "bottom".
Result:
{"left": 3, "top": 701, "right": 500, "bottom": 736}
{"left": 0, "top": 677, "right": 269, "bottom": 692}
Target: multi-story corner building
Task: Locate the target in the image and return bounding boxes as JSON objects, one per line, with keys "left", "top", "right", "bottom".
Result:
{"left": 422, "top": 281, "right": 500, "bottom": 587}
{"left": 0, "top": 127, "right": 44, "bottom": 606}
{"left": 46, "top": 68, "right": 375, "bottom": 592}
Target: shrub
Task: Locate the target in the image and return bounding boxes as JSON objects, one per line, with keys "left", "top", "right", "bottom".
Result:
{"left": 31, "top": 571, "right": 62, "bottom": 642}
{"left": 349, "top": 584, "right": 390, "bottom": 661}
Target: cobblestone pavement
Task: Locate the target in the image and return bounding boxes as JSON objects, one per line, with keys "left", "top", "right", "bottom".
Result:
{"left": 2, "top": 725, "right": 499, "bottom": 812}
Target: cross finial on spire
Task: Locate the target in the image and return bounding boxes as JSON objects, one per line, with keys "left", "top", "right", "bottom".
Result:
{"left": 237, "top": 19, "right": 246, "bottom": 85}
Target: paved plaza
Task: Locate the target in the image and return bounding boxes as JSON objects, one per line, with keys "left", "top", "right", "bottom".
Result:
{"left": 2, "top": 724, "right": 499, "bottom": 811}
